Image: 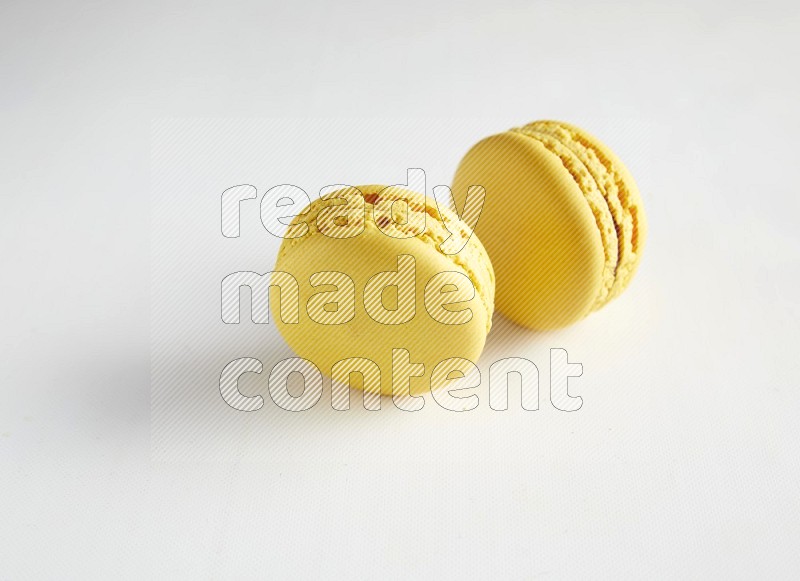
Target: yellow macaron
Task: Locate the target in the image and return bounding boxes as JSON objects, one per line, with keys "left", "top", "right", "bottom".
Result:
{"left": 451, "top": 120, "right": 647, "bottom": 330}
{"left": 272, "top": 185, "right": 495, "bottom": 396}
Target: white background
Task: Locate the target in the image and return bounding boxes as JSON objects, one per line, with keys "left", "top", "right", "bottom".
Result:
{"left": 2, "top": 0, "right": 799, "bottom": 578}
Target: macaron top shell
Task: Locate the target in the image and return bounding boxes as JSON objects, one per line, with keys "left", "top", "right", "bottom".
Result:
{"left": 452, "top": 131, "right": 606, "bottom": 330}
{"left": 510, "top": 126, "right": 619, "bottom": 309}
{"left": 272, "top": 185, "right": 495, "bottom": 395}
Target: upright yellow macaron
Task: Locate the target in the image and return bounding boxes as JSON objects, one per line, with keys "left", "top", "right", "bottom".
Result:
{"left": 272, "top": 185, "right": 495, "bottom": 396}
{"left": 451, "top": 120, "right": 647, "bottom": 330}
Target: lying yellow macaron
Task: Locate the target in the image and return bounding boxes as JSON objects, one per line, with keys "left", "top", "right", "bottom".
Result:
{"left": 272, "top": 185, "right": 495, "bottom": 396}
{"left": 451, "top": 120, "right": 647, "bottom": 330}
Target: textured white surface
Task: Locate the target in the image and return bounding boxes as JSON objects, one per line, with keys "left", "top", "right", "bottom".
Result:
{"left": 2, "top": 0, "right": 799, "bottom": 578}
